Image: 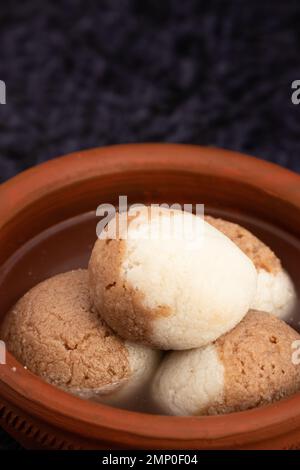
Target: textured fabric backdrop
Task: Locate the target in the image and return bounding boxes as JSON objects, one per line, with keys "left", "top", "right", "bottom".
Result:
{"left": 0, "top": 0, "right": 300, "bottom": 184}
{"left": 0, "top": 0, "right": 300, "bottom": 449}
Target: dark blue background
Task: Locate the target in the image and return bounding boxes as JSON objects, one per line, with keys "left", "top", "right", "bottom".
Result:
{"left": 0, "top": 0, "right": 300, "bottom": 450}
{"left": 0, "top": 0, "right": 300, "bottom": 185}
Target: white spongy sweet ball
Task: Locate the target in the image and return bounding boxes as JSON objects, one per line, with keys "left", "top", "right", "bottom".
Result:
{"left": 89, "top": 206, "right": 257, "bottom": 350}
{"left": 1, "top": 270, "right": 160, "bottom": 402}
{"left": 151, "top": 311, "right": 300, "bottom": 416}
{"left": 206, "top": 216, "right": 297, "bottom": 321}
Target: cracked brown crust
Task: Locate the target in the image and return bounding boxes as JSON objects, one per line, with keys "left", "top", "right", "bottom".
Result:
{"left": 0, "top": 270, "right": 130, "bottom": 394}
{"left": 89, "top": 235, "right": 170, "bottom": 347}
{"left": 215, "top": 310, "right": 300, "bottom": 414}
{"left": 205, "top": 216, "right": 281, "bottom": 274}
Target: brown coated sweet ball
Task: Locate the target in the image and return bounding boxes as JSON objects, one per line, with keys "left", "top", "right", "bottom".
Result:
{"left": 205, "top": 216, "right": 297, "bottom": 320}
{"left": 1, "top": 270, "right": 159, "bottom": 401}
{"left": 151, "top": 310, "right": 300, "bottom": 415}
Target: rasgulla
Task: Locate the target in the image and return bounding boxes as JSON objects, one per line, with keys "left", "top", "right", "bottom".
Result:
{"left": 1, "top": 270, "right": 160, "bottom": 401}
{"left": 151, "top": 310, "right": 300, "bottom": 416}
{"left": 89, "top": 206, "right": 257, "bottom": 350}
{"left": 206, "top": 216, "right": 297, "bottom": 320}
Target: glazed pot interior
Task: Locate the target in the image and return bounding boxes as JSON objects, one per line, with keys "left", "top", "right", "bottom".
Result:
{"left": 0, "top": 144, "right": 300, "bottom": 446}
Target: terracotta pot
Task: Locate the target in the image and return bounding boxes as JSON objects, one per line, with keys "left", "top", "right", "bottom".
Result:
{"left": 0, "top": 144, "right": 300, "bottom": 450}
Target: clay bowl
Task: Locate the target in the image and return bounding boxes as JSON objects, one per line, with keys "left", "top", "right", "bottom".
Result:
{"left": 0, "top": 143, "right": 300, "bottom": 450}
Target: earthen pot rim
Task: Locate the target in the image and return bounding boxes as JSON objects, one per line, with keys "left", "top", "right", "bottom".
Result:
{"left": 1, "top": 143, "right": 300, "bottom": 446}
{"left": 1, "top": 143, "right": 300, "bottom": 222}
